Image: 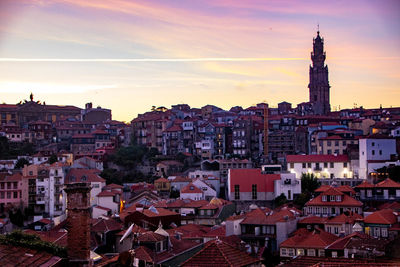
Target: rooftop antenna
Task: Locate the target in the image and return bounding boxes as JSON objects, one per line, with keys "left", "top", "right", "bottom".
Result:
{"left": 317, "top": 23, "right": 320, "bottom": 34}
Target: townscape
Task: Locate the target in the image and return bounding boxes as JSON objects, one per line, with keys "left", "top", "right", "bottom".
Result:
{"left": 0, "top": 28, "right": 400, "bottom": 267}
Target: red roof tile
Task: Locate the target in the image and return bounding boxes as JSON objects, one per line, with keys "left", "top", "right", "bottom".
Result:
{"left": 66, "top": 168, "right": 105, "bottom": 183}
{"left": 306, "top": 192, "right": 362, "bottom": 207}
{"left": 326, "top": 212, "right": 363, "bottom": 224}
{"left": 298, "top": 216, "right": 327, "bottom": 225}
{"left": 286, "top": 154, "right": 349, "bottom": 163}
{"left": 280, "top": 228, "right": 338, "bottom": 249}
{"left": 354, "top": 180, "right": 374, "bottom": 188}
{"left": 181, "top": 239, "right": 261, "bottom": 267}
{"left": 181, "top": 183, "right": 202, "bottom": 194}
{"left": 364, "top": 209, "right": 398, "bottom": 225}
{"left": 326, "top": 232, "right": 371, "bottom": 250}
{"left": 376, "top": 178, "right": 400, "bottom": 188}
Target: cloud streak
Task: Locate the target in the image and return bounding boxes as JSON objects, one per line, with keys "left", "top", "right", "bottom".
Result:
{"left": 0, "top": 57, "right": 307, "bottom": 62}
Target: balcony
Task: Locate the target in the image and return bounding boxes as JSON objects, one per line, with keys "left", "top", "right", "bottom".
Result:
{"left": 360, "top": 195, "right": 400, "bottom": 201}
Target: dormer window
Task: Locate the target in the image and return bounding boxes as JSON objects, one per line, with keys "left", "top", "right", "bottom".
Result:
{"left": 81, "top": 175, "right": 87, "bottom": 181}
{"left": 330, "top": 195, "right": 335, "bottom": 201}
{"left": 336, "top": 195, "right": 341, "bottom": 202}
{"left": 190, "top": 186, "right": 194, "bottom": 190}
{"left": 322, "top": 195, "right": 327, "bottom": 202}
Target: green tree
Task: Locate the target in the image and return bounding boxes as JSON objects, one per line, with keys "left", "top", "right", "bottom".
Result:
{"left": 48, "top": 154, "right": 58, "bottom": 164}
{"left": 170, "top": 188, "right": 180, "bottom": 199}
{"left": 301, "top": 173, "right": 321, "bottom": 194}
{"left": 274, "top": 193, "right": 288, "bottom": 208}
{"left": 293, "top": 173, "right": 321, "bottom": 208}
{"left": 0, "top": 136, "right": 10, "bottom": 159}
{"left": 14, "top": 158, "right": 30, "bottom": 169}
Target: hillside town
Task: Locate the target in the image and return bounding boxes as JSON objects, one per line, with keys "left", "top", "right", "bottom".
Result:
{"left": 0, "top": 31, "right": 399, "bottom": 267}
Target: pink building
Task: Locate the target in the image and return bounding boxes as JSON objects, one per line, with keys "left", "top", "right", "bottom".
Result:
{"left": 0, "top": 172, "right": 25, "bottom": 211}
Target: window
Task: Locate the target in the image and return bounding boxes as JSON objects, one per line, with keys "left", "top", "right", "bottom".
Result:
{"left": 297, "top": 249, "right": 305, "bottom": 256}
{"left": 372, "top": 142, "right": 375, "bottom": 146}
{"left": 330, "top": 162, "right": 334, "bottom": 168}
{"left": 367, "top": 190, "right": 372, "bottom": 197}
{"left": 327, "top": 141, "right": 331, "bottom": 146}
{"left": 336, "top": 195, "right": 341, "bottom": 202}
{"left": 0, "top": 192, "right": 4, "bottom": 199}
{"left": 307, "top": 163, "right": 311, "bottom": 168}
{"left": 322, "top": 195, "right": 327, "bottom": 202}
{"left": 334, "top": 227, "right": 339, "bottom": 234}
{"left": 234, "top": 185, "right": 240, "bottom": 200}
{"left": 332, "top": 251, "right": 337, "bottom": 258}
{"left": 290, "top": 163, "right": 294, "bottom": 169}
{"left": 379, "top": 150, "right": 382, "bottom": 155}
{"left": 288, "top": 249, "right": 295, "bottom": 257}
{"left": 335, "top": 141, "right": 339, "bottom": 146}
{"left": 307, "top": 249, "right": 315, "bottom": 257}
{"left": 330, "top": 195, "right": 335, "bottom": 201}
{"left": 281, "top": 248, "right": 287, "bottom": 256}
{"left": 302, "top": 163, "right": 306, "bottom": 168}
{"left": 343, "top": 162, "right": 348, "bottom": 168}
{"left": 319, "top": 249, "right": 325, "bottom": 257}
{"left": 323, "top": 207, "right": 327, "bottom": 214}
{"left": 324, "top": 162, "right": 328, "bottom": 168}
{"left": 252, "top": 184, "right": 257, "bottom": 200}
{"left": 13, "top": 182, "right": 17, "bottom": 189}
{"left": 381, "top": 228, "right": 388, "bottom": 237}
{"left": 327, "top": 149, "right": 332, "bottom": 155}
{"left": 372, "top": 150, "right": 375, "bottom": 155}
{"left": 13, "top": 192, "right": 18, "bottom": 198}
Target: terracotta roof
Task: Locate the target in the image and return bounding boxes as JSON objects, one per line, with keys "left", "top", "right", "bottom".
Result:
{"left": 92, "top": 218, "right": 123, "bottom": 232}
{"left": 137, "top": 232, "right": 166, "bottom": 242}
{"left": 326, "top": 232, "right": 371, "bottom": 250}
{"left": 0, "top": 244, "right": 62, "bottom": 266}
{"left": 376, "top": 178, "right": 400, "bottom": 188}
{"left": 240, "top": 208, "right": 296, "bottom": 225}
{"left": 181, "top": 239, "right": 261, "bottom": 267}
{"left": 326, "top": 212, "right": 363, "bottom": 224}
{"left": 280, "top": 228, "right": 338, "bottom": 249}
{"left": 134, "top": 246, "right": 154, "bottom": 263}
{"left": 306, "top": 192, "right": 362, "bottom": 207}
{"left": 65, "top": 168, "right": 105, "bottom": 183}
{"left": 154, "top": 177, "right": 169, "bottom": 183}
{"left": 286, "top": 154, "right": 349, "bottom": 163}
{"left": 181, "top": 183, "right": 202, "bottom": 194}
{"left": 97, "top": 190, "right": 121, "bottom": 197}
{"left": 203, "top": 226, "right": 226, "bottom": 237}
{"left": 364, "top": 209, "right": 398, "bottom": 225}
{"left": 320, "top": 187, "right": 344, "bottom": 196}
{"left": 298, "top": 216, "right": 327, "bottom": 225}
{"left": 354, "top": 180, "right": 374, "bottom": 188}
{"left": 229, "top": 169, "right": 280, "bottom": 193}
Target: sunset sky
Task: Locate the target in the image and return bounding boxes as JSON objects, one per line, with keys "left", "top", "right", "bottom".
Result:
{"left": 0, "top": 0, "right": 399, "bottom": 122}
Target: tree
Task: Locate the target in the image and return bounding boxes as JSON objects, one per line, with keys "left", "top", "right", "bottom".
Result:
{"left": 376, "top": 166, "right": 400, "bottom": 183}
{"left": 293, "top": 173, "right": 321, "bottom": 208}
{"left": 14, "top": 158, "right": 30, "bottom": 169}
{"left": 48, "top": 154, "right": 58, "bottom": 164}
{"left": 274, "top": 193, "right": 288, "bottom": 208}
{"left": 170, "top": 188, "right": 180, "bottom": 199}
{"left": 301, "top": 173, "right": 321, "bottom": 194}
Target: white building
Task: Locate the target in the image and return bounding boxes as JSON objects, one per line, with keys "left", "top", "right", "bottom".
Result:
{"left": 192, "top": 179, "right": 217, "bottom": 201}
{"left": 359, "top": 135, "right": 397, "bottom": 179}
{"left": 274, "top": 173, "right": 301, "bottom": 201}
{"left": 180, "top": 183, "right": 204, "bottom": 200}
{"left": 391, "top": 126, "right": 400, "bottom": 137}
{"left": 286, "top": 154, "right": 352, "bottom": 179}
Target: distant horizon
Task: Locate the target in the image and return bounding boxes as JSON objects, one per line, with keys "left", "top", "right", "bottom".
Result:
{"left": 1, "top": 0, "right": 399, "bottom": 121}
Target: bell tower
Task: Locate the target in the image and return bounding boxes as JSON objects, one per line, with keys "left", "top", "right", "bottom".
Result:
{"left": 308, "top": 30, "right": 330, "bottom": 115}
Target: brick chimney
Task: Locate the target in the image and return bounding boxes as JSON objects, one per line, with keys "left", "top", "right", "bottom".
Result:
{"left": 65, "top": 183, "right": 92, "bottom": 267}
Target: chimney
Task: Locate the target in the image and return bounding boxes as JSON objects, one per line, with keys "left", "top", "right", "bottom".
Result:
{"left": 85, "top": 103, "right": 92, "bottom": 110}
{"left": 64, "top": 183, "right": 92, "bottom": 267}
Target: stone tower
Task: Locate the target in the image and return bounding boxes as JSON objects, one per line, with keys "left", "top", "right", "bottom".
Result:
{"left": 65, "top": 183, "right": 92, "bottom": 267}
{"left": 308, "top": 30, "right": 330, "bottom": 115}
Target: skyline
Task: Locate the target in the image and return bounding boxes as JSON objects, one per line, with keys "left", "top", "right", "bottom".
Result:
{"left": 0, "top": 0, "right": 400, "bottom": 122}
